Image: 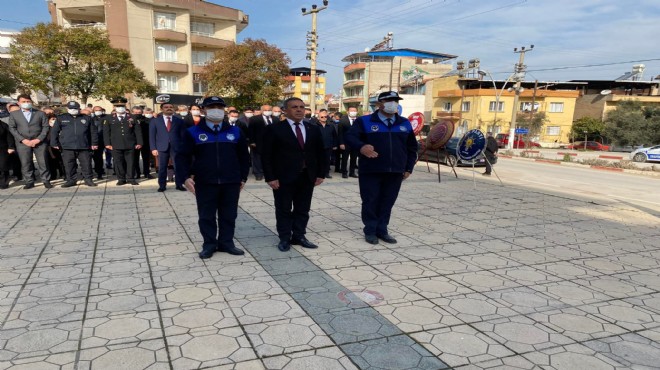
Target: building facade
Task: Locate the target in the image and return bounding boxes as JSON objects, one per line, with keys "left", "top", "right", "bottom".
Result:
{"left": 48, "top": 0, "right": 248, "bottom": 106}
{"left": 572, "top": 79, "right": 660, "bottom": 121}
{"left": 283, "top": 67, "right": 326, "bottom": 109}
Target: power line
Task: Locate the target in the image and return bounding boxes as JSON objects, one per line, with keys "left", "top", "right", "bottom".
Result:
{"left": 496, "top": 58, "right": 660, "bottom": 74}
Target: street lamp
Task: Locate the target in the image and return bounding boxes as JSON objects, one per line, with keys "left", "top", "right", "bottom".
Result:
{"left": 583, "top": 130, "right": 588, "bottom": 150}
{"left": 478, "top": 70, "right": 515, "bottom": 137}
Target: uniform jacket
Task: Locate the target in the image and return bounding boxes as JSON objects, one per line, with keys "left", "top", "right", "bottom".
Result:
{"left": 0, "top": 120, "right": 16, "bottom": 152}
{"left": 262, "top": 120, "right": 327, "bottom": 184}
{"left": 50, "top": 113, "right": 98, "bottom": 150}
{"left": 345, "top": 111, "right": 418, "bottom": 174}
{"left": 149, "top": 114, "right": 186, "bottom": 152}
{"left": 175, "top": 122, "right": 250, "bottom": 185}
{"left": 102, "top": 114, "right": 144, "bottom": 150}
{"left": 7, "top": 109, "right": 49, "bottom": 144}
{"left": 337, "top": 115, "right": 358, "bottom": 148}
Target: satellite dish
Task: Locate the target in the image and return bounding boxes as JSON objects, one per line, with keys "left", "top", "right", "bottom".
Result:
{"left": 600, "top": 90, "right": 612, "bottom": 95}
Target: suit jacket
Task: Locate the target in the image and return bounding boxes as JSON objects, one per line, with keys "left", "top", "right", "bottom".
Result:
{"left": 337, "top": 115, "right": 358, "bottom": 148}
{"left": 248, "top": 114, "right": 275, "bottom": 154}
{"left": 0, "top": 120, "right": 16, "bottom": 152}
{"left": 102, "top": 114, "right": 144, "bottom": 150}
{"left": 7, "top": 109, "right": 49, "bottom": 144}
{"left": 262, "top": 119, "right": 327, "bottom": 184}
{"left": 149, "top": 115, "right": 186, "bottom": 152}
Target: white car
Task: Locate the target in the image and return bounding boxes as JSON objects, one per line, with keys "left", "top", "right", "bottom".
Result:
{"left": 631, "top": 145, "right": 660, "bottom": 162}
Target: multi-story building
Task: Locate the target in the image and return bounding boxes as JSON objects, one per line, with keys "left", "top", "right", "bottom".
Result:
{"left": 572, "top": 79, "right": 660, "bottom": 121}
{"left": 340, "top": 48, "right": 455, "bottom": 112}
{"left": 48, "top": 0, "right": 248, "bottom": 106}
{"left": 431, "top": 75, "right": 584, "bottom": 144}
{"left": 283, "top": 67, "right": 326, "bottom": 109}
{"left": 0, "top": 30, "right": 16, "bottom": 60}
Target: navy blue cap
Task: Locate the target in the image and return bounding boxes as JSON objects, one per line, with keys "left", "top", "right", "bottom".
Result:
{"left": 201, "top": 96, "right": 227, "bottom": 107}
{"left": 66, "top": 101, "right": 81, "bottom": 109}
{"left": 377, "top": 91, "right": 403, "bottom": 101}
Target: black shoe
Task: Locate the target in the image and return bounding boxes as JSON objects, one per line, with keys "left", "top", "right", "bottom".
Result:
{"left": 97, "top": 175, "right": 103, "bottom": 180}
{"left": 290, "top": 237, "right": 318, "bottom": 249}
{"left": 365, "top": 235, "right": 379, "bottom": 245}
{"left": 116, "top": 180, "right": 127, "bottom": 186}
{"left": 145, "top": 174, "right": 154, "bottom": 179}
{"left": 61, "top": 181, "right": 76, "bottom": 188}
{"left": 255, "top": 176, "right": 264, "bottom": 181}
{"left": 176, "top": 186, "right": 186, "bottom": 191}
{"left": 157, "top": 187, "right": 166, "bottom": 192}
{"left": 218, "top": 246, "right": 245, "bottom": 255}
{"left": 129, "top": 180, "right": 139, "bottom": 185}
{"left": 349, "top": 173, "right": 358, "bottom": 178}
{"left": 326, "top": 174, "right": 332, "bottom": 179}
{"left": 0, "top": 185, "right": 8, "bottom": 190}
{"left": 43, "top": 181, "right": 53, "bottom": 189}
{"left": 198, "top": 249, "right": 214, "bottom": 259}
{"left": 377, "top": 234, "right": 397, "bottom": 244}
{"left": 482, "top": 172, "right": 491, "bottom": 176}
{"left": 23, "top": 183, "right": 34, "bottom": 190}
{"left": 277, "top": 240, "right": 291, "bottom": 252}
{"left": 342, "top": 174, "right": 348, "bottom": 179}
{"left": 84, "top": 180, "right": 97, "bottom": 187}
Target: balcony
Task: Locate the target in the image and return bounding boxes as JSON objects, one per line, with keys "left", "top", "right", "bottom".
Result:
{"left": 435, "top": 111, "right": 460, "bottom": 119}
{"left": 191, "top": 33, "right": 233, "bottom": 48}
{"left": 64, "top": 22, "right": 106, "bottom": 30}
{"left": 153, "top": 28, "right": 187, "bottom": 42}
{"left": 342, "top": 96, "right": 363, "bottom": 104}
{"left": 155, "top": 61, "right": 188, "bottom": 73}
{"left": 344, "top": 62, "right": 366, "bottom": 74}
{"left": 343, "top": 79, "right": 364, "bottom": 88}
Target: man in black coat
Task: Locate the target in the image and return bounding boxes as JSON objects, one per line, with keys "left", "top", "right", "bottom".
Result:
{"left": 262, "top": 97, "right": 327, "bottom": 252}
{"left": 317, "top": 109, "right": 337, "bottom": 178}
{"left": 484, "top": 132, "right": 499, "bottom": 176}
{"left": 338, "top": 106, "right": 360, "bottom": 178}
{"left": 0, "top": 115, "right": 16, "bottom": 189}
{"left": 103, "top": 97, "right": 143, "bottom": 186}
{"left": 132, "top": 106, "right": 153, "bottom": 179}
{"left": 248, "top": 104, "right": 274, "bottom": 181}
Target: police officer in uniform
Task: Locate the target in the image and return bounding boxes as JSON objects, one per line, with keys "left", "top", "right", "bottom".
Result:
{"left": 51, "top": 101, "right": 98, "bottom": 187}
{"left": 345, "top": 91, "right": 418, "bottom": 245}
{"left": 175, "top": 96, "right": 250, "bottom": 259}
{"left": 103, "top": 97, "right": 143, "bottom": 186}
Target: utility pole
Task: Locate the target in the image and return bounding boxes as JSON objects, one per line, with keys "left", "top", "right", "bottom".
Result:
{"left": 302, "top": 1, "right": 328, "bottom": 114}
{"left": 507, "top": 45, "right": 533, "bottom": 150}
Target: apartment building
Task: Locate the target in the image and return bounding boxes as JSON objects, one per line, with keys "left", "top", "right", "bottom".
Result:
{"left": 283, "top": 67, "right": 326, "bottom": 108}
{"left": 48, "top": 0, "right": 248, "bottom": 106}
{"left": 431, "top": 75, "right": 583, "bottom": 144}
{"left": 572, "top": 79, "right": 660, "bottom": 121}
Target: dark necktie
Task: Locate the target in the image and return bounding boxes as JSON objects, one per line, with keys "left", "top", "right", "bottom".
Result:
{"left": 213, "top": 125, "right": 220, "bottom": 134}
{"left": 267, "top": 116, "right": 272, "bottom": 125}
{"left": 386, "top": 118, "right": 392, "bottom": 127}
{"left": 166, "top": 116, "right": 171, "bottom": 132}
{"left": 294, "top": 122, "right": 304, "bottom": 149}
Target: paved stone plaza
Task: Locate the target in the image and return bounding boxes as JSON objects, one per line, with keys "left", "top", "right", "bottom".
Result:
{"left": 0, "top": 164, "right": 659, "bottom": 369}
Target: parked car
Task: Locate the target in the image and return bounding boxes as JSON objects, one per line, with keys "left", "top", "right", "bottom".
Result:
{"left": 495, "top": 133, "right": 541, "bottom": 149}
{"left": 609, "top": 144, "right": 643, "bottom": 153}
{"left": 630, "top": 145, "right": 660, "bottom": 163}
{"left": 566, "top": 141, "right": 610, "bottom": 151}
{"left": 418, "top": 137, "right": 486, "bottom": 167}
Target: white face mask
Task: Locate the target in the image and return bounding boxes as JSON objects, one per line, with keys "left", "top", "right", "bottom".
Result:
{"left": 180, "top": 111, "right": 188, "bottom": 117}
{"left": 20, "top": 102, "right": 32, "bottom": 110}
{"left": 272, "top": 111, "right": 281, "bottom": 117}
{"left": 228, "top": 117, "right": 238, "bottom": 124}
{"left": 49, "top": 119, "right": 56, "bottom": 127}
{"left": 115, "top": 107, "right": 126, "bottom": 114}
{"left": 382, "top": 101, "right": 398, "bottom": 114}
{"left": 263, "top": 111, "right": 272, "bottom": 117}
{"left": 94, "top": 111, "right": 103, "bottom": 116}
{"left": 244, "top": 113, "right": 254, "bottom": 118}
{"left": 191, "top": 110, "right": 201, "bottom": 116}
{"left": 68, "top": 109, "right": 79, "bottom": 116}
{"left": 206, "top": 109, "right": 225, "bottom": 122}
{"left": 145, "top": 114, "right": 153, "bottom": 119}
{"left": 348, "top": 111, "right": 358, "bottom": 118}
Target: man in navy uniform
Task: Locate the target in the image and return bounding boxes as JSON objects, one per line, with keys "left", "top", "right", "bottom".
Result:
{"left": 175, "top": 96, "right": 250, "bottom": 259}
{"left": 50, "top": 101, "right": 98, "bottom": 187}
{"left": 103, "top": 97, "right": 143, "bottom": 186}
{"left": 345, "top": 91, "right": 418, "bottom": 245}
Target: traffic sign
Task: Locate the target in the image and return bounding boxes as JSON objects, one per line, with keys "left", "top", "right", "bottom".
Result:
{"left": 407, "top": 112, "right": 424, "bottom": 135}
{"left": 515, "top": 128, "right": 529, "bottom": 134}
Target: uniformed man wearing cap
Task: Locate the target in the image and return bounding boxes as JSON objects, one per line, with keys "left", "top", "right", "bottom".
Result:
{"left": 103, "top": 97, "right": 143, "bottom": 185}
{"left": 174, "top": 96, "right": 250, "bottom": 259}
{"left": 345, "top": 91, "right": 418, "bottom": 245}
{"left": 50, "top": 101, "right": 98, "bottom": 187}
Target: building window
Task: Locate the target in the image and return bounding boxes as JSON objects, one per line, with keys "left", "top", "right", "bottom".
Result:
{"left": 520, "top": 102, "right": 539, "bottom": 112}
{"left": 154, "top": 12, "right": 176, "bottom": 30}
{"left": 192, "top": 50, "right": 214, "bottom": 65}
{"left": 158, "top": 75, "right": 178, "bottom": 92}
{"left": 546, "top": 126, "right": 561, "bottom": 136}
{"left": 489, "top": 101, "right": 504, "bottom": 112}
{"left": 316, "top": 82, "right": 324, "bottom": 90}
{"left": 461, "top": 102, "right": 470, "bottom": 112}
{"left": 156, "top": 44, "right": 177, "bottom": 62}
{"left": 193, "top": 80, "right": 208, "bottom": 96}
{"left": 549, "top": 102, "right": 564, "bottom": 113}
{"left": 300, "top": 82, "right": 310, "bottom": 90}
{"left": 443, "top": 102, "right": 452, "bottom": 112}
{"left": 191, "top": 21, "right": 214, "bottom": 36}
{"left": 301, "top": 94, "right": 310, "bottom": 102}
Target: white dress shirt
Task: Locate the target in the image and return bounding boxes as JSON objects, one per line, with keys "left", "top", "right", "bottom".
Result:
{"left": 286, "top": 118, "right": 306, "bottom": 142}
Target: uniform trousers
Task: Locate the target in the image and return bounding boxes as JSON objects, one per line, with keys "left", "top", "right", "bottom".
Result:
{"left": 359, "top": 172, "right": 403, "bottom": 236}
{"left": 273, "top": 169, "right": 314, "bottom": 242}
{"left": 16, "top": 143, "right": 50, "bottom": 184}
{"left": 112, "top": 148, "right": 135, "bottom": 181}
{"left": 62, "top": 149, "right": 93, "bottom": 182}
{"left": 195, "top": 183, "right": 241, "bottom": 253}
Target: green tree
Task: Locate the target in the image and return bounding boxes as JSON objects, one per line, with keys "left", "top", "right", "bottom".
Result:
{"left": 10, "top": 23, "right": 156, "bottom": 104}
{"left": 202, "top": 38, "right": 290, "bottom": 109}
{"left": 604, "top": 99, "right": 660, "bottom": 146}
{"left": 571, "top": 117, "right": 605, "bottom": 141}
{"left": 0, "top": 59, "right": 17, "bottom": 96}
{"left": 516, "top": 111, "right": 549, "bottom": 137}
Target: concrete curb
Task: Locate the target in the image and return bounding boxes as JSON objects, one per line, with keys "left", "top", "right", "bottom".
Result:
{"left": 500, "top": 155, "right": 660, "bottom": 177}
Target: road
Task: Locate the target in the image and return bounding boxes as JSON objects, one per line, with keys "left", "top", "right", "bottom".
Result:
{"left": 437, "top": 157, "right": 660, "bottom": 213}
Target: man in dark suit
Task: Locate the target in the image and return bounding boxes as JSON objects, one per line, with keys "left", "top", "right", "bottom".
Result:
{"left": 7, "top": 94, "right": 52, "bottom": 189}
{"left": 132, "top": 106, "right": 153, "bottom": 179}
{"left": 248, "top": 104, "right": 276, "bottom": 181}
{"left": 262, "top": 97, "right": 327, "bottom": 252}
{"left": 103, "top": 97, "right": 143, "bottom": 186}
{"left": 149, "top": 102, "right": 186, "bottom": 192}
{"left": 0, "top": 114, "right": 16, "bottom": 189}
{"left": 338, "top": 106, "right": 360, "bottom": 179}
